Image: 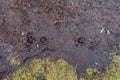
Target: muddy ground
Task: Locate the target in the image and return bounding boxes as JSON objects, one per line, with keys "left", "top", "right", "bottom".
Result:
{"left": 0, "top": 0, "right": 120, "bottom": 78}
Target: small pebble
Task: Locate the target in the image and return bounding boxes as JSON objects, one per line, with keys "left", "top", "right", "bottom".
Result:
{"left": 36, "top": 44, "right": 39, "bottom": 47}
{"left": 95, "top": 62, "right": 99, "bottom": 65}
{"left": 107, "top": 30, "right": 110, "bottom": 35}
{"left": 100, "top": 28, "right": 104, "bottom": 33}
{"left": 21, "top": 32, "right": 25, "bottom": 36}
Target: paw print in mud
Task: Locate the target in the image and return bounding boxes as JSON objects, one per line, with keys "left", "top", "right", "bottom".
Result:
{"left": 25, "top": 32, "right": 36, "bottom": 49}
{"left": 75, "top": 37, "right": 86, "bottom": 47}
{"left": 40, "top": 36, "right": 48, "bottom": 45}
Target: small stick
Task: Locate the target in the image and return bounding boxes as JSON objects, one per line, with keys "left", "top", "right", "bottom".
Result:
{"left": 52, "top": 18, "right": 65, "bottom": 25}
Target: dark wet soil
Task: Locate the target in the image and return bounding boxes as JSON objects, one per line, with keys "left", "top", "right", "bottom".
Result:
{"left": 0, "top": 0, "right": 120, "bottom": 78}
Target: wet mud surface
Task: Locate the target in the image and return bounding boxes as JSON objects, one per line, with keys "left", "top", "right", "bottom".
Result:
{"left": 0, "top": 0, "right": 120, "bottom": 78}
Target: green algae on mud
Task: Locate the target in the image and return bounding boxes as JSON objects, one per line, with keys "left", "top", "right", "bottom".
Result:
{"left": 5, "top": 58, "right": 77, "bottom": 80}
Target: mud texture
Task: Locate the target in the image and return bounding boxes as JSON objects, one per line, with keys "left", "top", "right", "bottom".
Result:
{"left": 0, "top": 0, "right": 120, "bottom": 78}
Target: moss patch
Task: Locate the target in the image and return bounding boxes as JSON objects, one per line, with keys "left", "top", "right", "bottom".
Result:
{"left": 5, "top": 58, "right": 77, "bottom": 80}
{"left": 4, "top": 54, "right": 120, "bottom": 80}
{"left": 80, "top": 55, "right": 120, "bottom": 80}
{"left": 46, "top": 59, "right": 77, "bottom": 80}
{"left": 86, "top": 67, "right": 94, "bottom": 75}
{"left": 103, "top": 55, "right": 120, "bottom": 80}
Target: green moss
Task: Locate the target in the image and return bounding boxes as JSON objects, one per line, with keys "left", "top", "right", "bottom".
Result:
{"left": 46, "top": 59, "right": 77, "bottom": 80}
{"left": 86, "top": 67, "right": 94, "bottom": 75}
{"left": 5, "top": 58, "right": 77, "bottom": 80}
{"left": 5, "top": 59, "right": 45, "bottom": 80}
{"left": 102, "top": 55, "right": 120, "bottom": 80}
{"left": 80, "top": 77, "right": 85, "bottom": 80}
{"left": 5, "top": 54, "right": 120, "bottom": 80}
{"left": 81, "top": 55, "right": 120, "bottom": 80}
